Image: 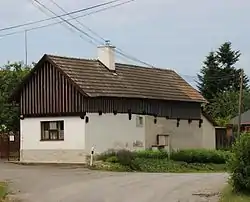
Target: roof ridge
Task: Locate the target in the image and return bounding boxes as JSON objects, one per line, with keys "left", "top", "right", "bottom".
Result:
{"left": 46, "top": 54, "right": 174, "bottom": 72}
{"left": 46, "top": 54, "right": 97, "bottom": 62}
{"left": 116, "top": 62, "right": 174, "bottom": 72}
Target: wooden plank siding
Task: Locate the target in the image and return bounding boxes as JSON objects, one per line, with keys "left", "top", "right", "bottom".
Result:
{"left": 20, "top": 61, "right": 201, "bottom": 120}
{"left": 20, "top": 62, "right": 82, "bottom": 116}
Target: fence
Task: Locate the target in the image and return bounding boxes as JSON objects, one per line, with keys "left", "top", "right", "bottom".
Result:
{"left": 0, "top": 132, "right": 20, "bottom": 161}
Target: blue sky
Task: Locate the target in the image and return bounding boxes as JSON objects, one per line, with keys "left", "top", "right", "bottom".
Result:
{"left": 0, "top": 0, "right": 249, "bottom": 86}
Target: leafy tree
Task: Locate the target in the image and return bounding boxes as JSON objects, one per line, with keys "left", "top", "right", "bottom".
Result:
{"left": 205, "top": 90, "right": 250, "bottom": 123}
{"left": 0, "top": 62, "right": 31, "bottom": 132}
{"left": 197, "top": 42, "right": 249, "bottom": 102}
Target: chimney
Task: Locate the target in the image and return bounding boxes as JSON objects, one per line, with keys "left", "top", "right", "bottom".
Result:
{"left": 98, "top": 40, "right": 116, "bottom": 71}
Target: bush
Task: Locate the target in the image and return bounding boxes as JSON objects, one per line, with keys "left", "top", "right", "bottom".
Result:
{"left": 134, "top": 150, "right": 169, "bottom": 159}
{"left": 117, "top": 149, "right": 135, "bottom": 167}
{"left": 106, "top": 156, "right": 119, "bottom": 163}
{"left": 171, "top": 149, "right": 230, "bottom": 164}
{"left": 228, "top": 133, "right": 250, "bottom": 193}
{"left": 96, "top": 149, "right": 117, "bottom": 161}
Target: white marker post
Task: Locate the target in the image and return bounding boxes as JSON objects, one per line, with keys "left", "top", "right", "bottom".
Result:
{"left": 90, "top": 146, "right": 95, "bottom": 166}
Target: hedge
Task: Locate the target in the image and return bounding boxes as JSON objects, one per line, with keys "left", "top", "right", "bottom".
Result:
{"left": 171, "top": 149, "right": 231, "bottom": 164}
{"left": 97, "top": 148, "right": 231, "bottom": 165}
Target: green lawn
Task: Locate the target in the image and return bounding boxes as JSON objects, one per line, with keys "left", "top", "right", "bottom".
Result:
{"left": 220, "top": 185, "right": 250, "bottom": 202}
{"left": 0, "top": 182, "right": 7, "bottom": 201}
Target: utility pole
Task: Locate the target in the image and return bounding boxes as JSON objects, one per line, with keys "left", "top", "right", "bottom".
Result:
{"left": 24, "top": 30, "right": 28, "bottom": 67}
{"left": 237, "top": 69, "right": 244, "bottom": 138}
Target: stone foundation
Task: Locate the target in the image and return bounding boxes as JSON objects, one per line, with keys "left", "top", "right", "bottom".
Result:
{"left": 20, "top": 149, "right": 88, "bottom": 164}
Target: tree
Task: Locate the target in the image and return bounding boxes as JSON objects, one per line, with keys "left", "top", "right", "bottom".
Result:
{"left": 197, "top": 42, "right": 249, "bottom": 102}
{"left": 205, "top": 90, "right": 250, "bottom": 123}
{"left": 0, "top": 62, "right": 31, "bottom": 132}
{"left": 216, "top": 42, "right": 249, "bottom": 91}
{"left": 197, "top": 52, "right": 220, "bottom": 101}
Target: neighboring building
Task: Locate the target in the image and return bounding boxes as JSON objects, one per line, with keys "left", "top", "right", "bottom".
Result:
{"left": 10, "top": 44, "right": 216, "bottom": 164}
{"left": 229, "top": 109, "right": 250, "bottom": 133}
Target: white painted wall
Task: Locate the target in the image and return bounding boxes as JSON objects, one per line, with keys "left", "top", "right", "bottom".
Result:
{"left": 145, "top": 116, "right": 203, "bottom": 150}
{"left": 20, "top": 116, "right": 86, "bottom": 163}
{"left": 85, "top": 113, "right": 145, "bottom": 153}
{"left": 201, "top": 114, "right": 216, "bottom": 149}
{"left": 20, "top": 113, "right": 215, "bottom": 163}
{"left": 144, "top": 115, "right": 216, "bottom": 150}
{"left": 21, "top": 117, "right": 85, "bottom": 150}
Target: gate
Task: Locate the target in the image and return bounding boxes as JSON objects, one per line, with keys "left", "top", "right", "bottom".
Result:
{"left": 0, "top": 132, "right": 20, "bottom": 160}
{"left": 0, "top": 133, "right": 8, "bottom": 159}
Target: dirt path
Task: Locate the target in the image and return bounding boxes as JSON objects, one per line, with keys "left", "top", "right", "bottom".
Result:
{"left": 0, "top": 162, "right": 228, "bottom": 202}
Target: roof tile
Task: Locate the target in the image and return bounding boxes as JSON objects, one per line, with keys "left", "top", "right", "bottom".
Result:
{"left": 47, "top": 54, "right": 206, "bottom": 102}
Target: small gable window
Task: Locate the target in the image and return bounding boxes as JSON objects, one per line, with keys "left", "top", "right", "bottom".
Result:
{"left": 41, "top": 121, "right": 64, "bottom": 141}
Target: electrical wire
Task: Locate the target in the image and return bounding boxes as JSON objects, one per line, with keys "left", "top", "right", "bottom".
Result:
{"left": 49, "top": 0, "right": 107, "bottom": 42}
{"left": 0, "top": 0, "right": 122, "bottom": 32}
{"left": 0, "top": 1, "right": 134, "bottom": 38}
{"left": 46, "top": 0, "right": 148, "bottom": 68}
{"left": 3, "top": 0, "right": 243, "bottom": 82}
{"left": 30, "top": 0, "right": 101, "bottom": 45}
{"left": 30, "top": 0, "right": 148, "bottom": 68}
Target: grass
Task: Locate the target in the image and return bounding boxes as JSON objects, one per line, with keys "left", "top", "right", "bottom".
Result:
{"left": 0, "top": 182, "right": 7, "bottom": 201}
{"left": 220, "top": 185, "right": 250, "bottom": 202}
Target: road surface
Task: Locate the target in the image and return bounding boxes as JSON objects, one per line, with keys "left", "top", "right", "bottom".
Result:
{"left": 0, "top": 161, "right": 228, "bottom": 202}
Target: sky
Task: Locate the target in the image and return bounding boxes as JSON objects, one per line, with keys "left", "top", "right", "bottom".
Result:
{"left": 0, "top": 0, "right": 250, "bottom": 86}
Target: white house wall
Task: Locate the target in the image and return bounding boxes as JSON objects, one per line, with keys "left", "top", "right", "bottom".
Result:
{"left": 145, "top": 115, "right": 215, "bottom": 150}
{"left": 20, "top": 117, "right": 86, "bottom": 163}
{"left": 201, "top": 114, "right": 216, "bottom": 149}
{"left": 85, "top": 113, "right": 146, "bottom": 153}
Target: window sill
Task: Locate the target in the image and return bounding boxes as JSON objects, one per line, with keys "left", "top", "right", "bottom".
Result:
{"left": 40, "top": 139, "right": 64, "bottom": 142}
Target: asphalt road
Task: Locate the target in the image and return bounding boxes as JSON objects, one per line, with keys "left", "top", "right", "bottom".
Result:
{"left": 0, "top": 162, "right": 228, "bottom": 202}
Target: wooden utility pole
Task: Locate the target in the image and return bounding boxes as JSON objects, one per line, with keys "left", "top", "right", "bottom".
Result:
{"left": 24, "top": 30, "right": 28, "bottom": 67}
{"left": 237, "top": 69, "right": 244, "bottom": 138}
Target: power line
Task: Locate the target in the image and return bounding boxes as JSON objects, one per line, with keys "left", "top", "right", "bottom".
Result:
{"left": 0, "top": 0, "right": 122, "bottom": 32}
{"left": 30, "top": 0, "right": 147, "bottom": 68}
{"left": 46, "top": 0, "right": 148, "bottom": 68}
{"left": 0, "top": 0, "right": 134, "bottom": 38}
{"left": 30, "top": 0, "right": 101, "bottom": 45}
{"left": 45, "top": 0, "right": 144, "bottom": 67}
{"left": 49, "top": 0, "right": 107, "bottom": 42}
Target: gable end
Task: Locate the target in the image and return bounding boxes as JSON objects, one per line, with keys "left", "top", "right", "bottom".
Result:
{"left": 16, "top": 56, "right": 87, "bottom": 116}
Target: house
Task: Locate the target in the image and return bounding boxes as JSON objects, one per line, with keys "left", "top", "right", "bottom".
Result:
{"left": 10, "top": 44, "right": 216, "bottom": 164}
{"left": 229, "top": 109, "right": 250, "bottom": 133}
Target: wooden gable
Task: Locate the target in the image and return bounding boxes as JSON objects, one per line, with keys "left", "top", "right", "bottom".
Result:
{"left": 20, "top": 61, "right": 84, "bottom": 116}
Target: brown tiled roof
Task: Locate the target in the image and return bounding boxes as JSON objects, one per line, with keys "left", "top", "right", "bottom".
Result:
{"left": 47, "top": 54, "right": 206, "bottom": 102}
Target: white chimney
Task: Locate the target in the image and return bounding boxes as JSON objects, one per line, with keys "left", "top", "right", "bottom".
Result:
{"left": 98, "top": 41, "right": 116, "bottom": 71}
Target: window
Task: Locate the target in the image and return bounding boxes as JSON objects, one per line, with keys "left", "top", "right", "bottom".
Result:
{"left": 246, "top": 126, "right": 250, "bottom": 132}
{"left": 136, "top": 116, "right": 144, "bottom": 127}
{"left": 41, "top": 121, "right": 64, "bottom": 141}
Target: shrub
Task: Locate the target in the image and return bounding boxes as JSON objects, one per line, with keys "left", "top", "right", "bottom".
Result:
{"left": 96, "top": 149, "right": 117, "bottom": 161}
{"left": 106, "top": 156, "right": 119, "bottom": 163}
{"left": 117, "top": 149, "right": 135, "bottom": 167}
{"left": 228, "top": 133, "right": 250, "bottom": 193}
{"left": 171, "top": 149, "right": 230, "bottom": 164}
{"left": 134, "top": 150, "right": 169, "bottom": 159}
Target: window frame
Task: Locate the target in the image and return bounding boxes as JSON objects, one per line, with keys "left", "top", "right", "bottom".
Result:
{"left": 40, "top": 120, "right": 64, "bottom": 141}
